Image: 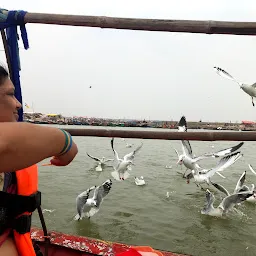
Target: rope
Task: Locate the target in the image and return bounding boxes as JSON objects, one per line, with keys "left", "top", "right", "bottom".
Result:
{"left": 37, "top": 207, "right": 50, "bottom": 256}
{"left": 0, "top": 8, "right": 29, "bottom": 121}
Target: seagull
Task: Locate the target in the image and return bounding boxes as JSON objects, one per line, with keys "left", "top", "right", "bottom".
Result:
{"left": 174, "top": 116, "right": 200, "bottom": 176}
{"left": 86, "top": 153, "right": 113, "bottom": 165}
{"left": 74, "top": 179, "right": 112, "bottom": 220}
{"left": 213, "top": 66, "right": 256, "bottom": 106}
{"left": 175, "top": 116, "right": 243, "bottom": 178}
{"left": 201, "top": 188, "right": 254, "bottom": 217}
{"left": 122, "top": 138, "right": 133, "bottom": 148}
{"left": 95, "top": 162, "right": 103, "bottom": 172}
{"left": 111, "top": 138, "right": 143, "bottom": 181}
{"left": 211, "top": 171, "right": 256, "bottom": 203}
{"left": 134, "top": 176, "right": 146, "bottom": 186}
{"left": 186, "top": 151, "right": 242, "bottom": 188}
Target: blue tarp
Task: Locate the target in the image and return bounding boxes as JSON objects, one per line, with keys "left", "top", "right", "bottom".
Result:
{"left": 0, "top": 9, "right": 29, "bottom": 121}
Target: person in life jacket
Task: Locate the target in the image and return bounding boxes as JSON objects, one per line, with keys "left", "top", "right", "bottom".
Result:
{"left": 0, "top": 65, "right": 78, "bottom": 256}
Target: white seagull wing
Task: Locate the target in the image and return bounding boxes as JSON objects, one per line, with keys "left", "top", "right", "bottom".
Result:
{"left": 124, "top": 142, "right": 143, "bottom": 162}
{"left": 204, "top": 142, "right": 244, "bottom": 158}
{"left": 248, "top": 164, "right": 256, "bottom": 175}
{"left": 177, "top": 116, "right": 187, "bottom": 132}
{"left": 201, "top": 189, "right": 215, "bottom": 215}
{"left": 87, "top": 179, "right": 113, "bottom": 217}
{"left": 180, "top": 140, "right": 192, "bottom": 157}
{"left": 111, "top": 138, "right": 122, "bottom": 170}
{"left": 211, "top": 182, "right": 230, "bottom": 196}
{"left": 214, "top": 66, "right": 241, "bottom": 85}
{"left": 86, "top": 152, "right": 101, "bottom": 162}
{"left": 234, "top": 171, "right": 246, "bottom": 194}
{"left": 205, "top": 152, "right": 242, "bottom": 179}
{"left": 218, "top": 191, "right": 254, "bottom": 213}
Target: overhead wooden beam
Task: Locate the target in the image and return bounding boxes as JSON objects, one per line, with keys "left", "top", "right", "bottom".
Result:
{"left": 62, "top": 128, "right": 255, "bottom": 141}
{"left": 3, "top": 10, "right": 256, "bottom": 36}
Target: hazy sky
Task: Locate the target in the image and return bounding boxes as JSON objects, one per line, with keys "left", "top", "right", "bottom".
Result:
{"left": 1, "top": 0, "right": 256, "bottom": 122}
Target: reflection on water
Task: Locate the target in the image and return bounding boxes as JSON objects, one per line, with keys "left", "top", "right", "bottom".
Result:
{"left": 32, "top": 125, "right": 256, "bottom": 256}
{"left": 73, "top": 218, "right": 102, "bottom": 240}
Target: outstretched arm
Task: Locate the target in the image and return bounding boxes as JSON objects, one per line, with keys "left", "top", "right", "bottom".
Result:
{"left": 0, "top": 122, "right": 78, "bottom": 172}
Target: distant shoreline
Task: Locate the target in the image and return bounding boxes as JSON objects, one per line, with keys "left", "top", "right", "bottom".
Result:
{"left": 24, "top": 119, "right": 255, "bottom": 131}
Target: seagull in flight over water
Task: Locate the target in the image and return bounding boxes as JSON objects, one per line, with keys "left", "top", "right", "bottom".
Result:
{"left": 211, "top": 171, "right": 256, "bottom": 203}
{"left": 74, "top": 179, "right": 112, "bottom": 220}
{"left": 174, "top": 116, "right": 244, "bottom": 178}
{"left": 110, "top": 138, "right": 143, "bottom": 181}
{"left": 214, "top": 66, "right": 256, "bottom": 106}
{"left": 186, "top": 151, "right": 243, "bottom": 189}
{"left": 86, "top": 153, "right": 113, "bottom": 165}
{"left": 201, "top": 188, "right": 254, "bottom": 217}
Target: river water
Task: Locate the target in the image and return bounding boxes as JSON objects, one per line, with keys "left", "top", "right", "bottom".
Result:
{"left": 32, "top": 125, "right": 256, "bottom": 256}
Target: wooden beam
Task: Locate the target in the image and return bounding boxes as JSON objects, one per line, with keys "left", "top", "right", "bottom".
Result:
{"left": 15, "top": 11, "right": 256, "bottom": 36}
{"left": 61, "top": 128, "right": 255, "bottom": 141}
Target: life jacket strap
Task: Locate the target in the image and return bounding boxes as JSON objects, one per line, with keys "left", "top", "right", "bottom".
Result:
{"left": 0, "top": 191, "right": 41, "bottom": 235}
{"left": 0, "top": 191, "right": 41, "bottom": 217}
{"left": 13, "top": 215, "right": 31, "bottom": 234}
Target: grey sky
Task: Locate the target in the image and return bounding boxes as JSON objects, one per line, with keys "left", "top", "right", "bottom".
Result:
{"left": 1, "top": 0, "right": 256, "bottom": 122}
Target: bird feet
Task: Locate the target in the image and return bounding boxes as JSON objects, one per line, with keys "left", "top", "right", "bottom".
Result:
{"left": 200, "top": 186, "right": 206, "bottom": 191}
{"left": 196, "top": 183, "right": 206, "bottom": 191}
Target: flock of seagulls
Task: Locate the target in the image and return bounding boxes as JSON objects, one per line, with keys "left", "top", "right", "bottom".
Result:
{"left": 214, "top": 66, "right": 256, "bottom": 106}
{"left": 74, "top": 115, "right": 256, "bottom": 220}
{"left": 74, "top": 137, "right": 144, "bottom": 220}
{"left": 175, "top": 116, "right": 256, "bottom": 217}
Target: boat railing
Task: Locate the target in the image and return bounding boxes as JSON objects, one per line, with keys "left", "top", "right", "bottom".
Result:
{"left": 63, "top": 128, "right": 256, "bottom": 141}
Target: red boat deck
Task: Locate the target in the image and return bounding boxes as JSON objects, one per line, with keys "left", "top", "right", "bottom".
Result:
{"left": 31, "top": 227, "right": 188, "bottom": 256}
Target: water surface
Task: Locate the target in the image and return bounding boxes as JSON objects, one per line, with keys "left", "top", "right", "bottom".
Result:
{"left": 32, "top": 125, "right": 256, "bottom": 256}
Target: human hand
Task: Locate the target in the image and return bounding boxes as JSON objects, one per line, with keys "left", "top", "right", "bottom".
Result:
{"left": 50, "top": 140, "right": 78, "bottom": 166}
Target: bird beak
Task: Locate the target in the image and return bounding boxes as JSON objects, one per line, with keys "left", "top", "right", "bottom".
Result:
{"left": 42, "top": 163, "right": 52, "bottom": 166}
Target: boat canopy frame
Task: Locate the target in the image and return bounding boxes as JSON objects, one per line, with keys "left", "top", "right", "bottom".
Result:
{"left": 1, "top": 8, "right": 256, "bottom": 256}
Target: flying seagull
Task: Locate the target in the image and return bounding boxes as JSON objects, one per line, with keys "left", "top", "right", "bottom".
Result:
{"left": 201, "top": 188, "right": 254, "bottom": 217}
{"left": 110, "top": 138, "right": 143, "bottom": 181}
{"left": 186, "top": 151, "right": 242, "bottom": 188}
{"left": 74, "top": 179, "right": 112, "bottom": 220}
{"left": 212, "top": 171, "right": 256, "bottom": 203}
{"left": 175, "top": 116, "right": 243, "bottom": 178}
{"left": 214, "top": 66, "right": 256, "bottom": 106}
{"left": 86, "top": 153, "right": 113, "bottom": 165}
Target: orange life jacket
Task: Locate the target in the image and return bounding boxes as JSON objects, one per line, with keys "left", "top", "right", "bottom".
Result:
{"left": 13, "top": 164, "right": 39, "bottom": 256}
